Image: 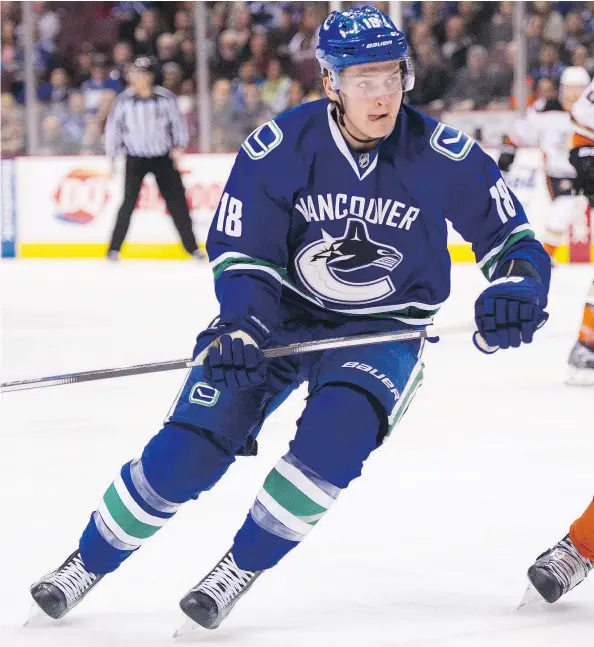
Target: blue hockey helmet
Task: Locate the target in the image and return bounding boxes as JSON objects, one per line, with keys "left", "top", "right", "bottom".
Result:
{"left": 316, "top": 6, "right": 414, "bottom": 94}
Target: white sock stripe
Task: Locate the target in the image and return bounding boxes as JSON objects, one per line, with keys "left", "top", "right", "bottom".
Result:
{"left": 129, "top": 459, "right": 181, "bottom": 513}
{"left": 250, "top": 500, "right": 304, "bottom": 542}
{"left": 256, "top": 489, "right": 312, "bottom": 538}
{"left": 113, "top": 474, "right": 169, "bottom": 528}
{"left": 93, "top": 511, "right": 137, "bottom": 551}
{"left": 388, "top": 360, "right": 423, "bottom": 425}
{"left": 96, "top": 500, "right": 148, "bottom": 547}
{"left": 275, "top": 458, "right": 336, "bottom": 510}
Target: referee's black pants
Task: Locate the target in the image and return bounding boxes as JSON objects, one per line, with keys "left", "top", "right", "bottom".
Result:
{"left": 108, "top": 155, "right": 198, "bottom": 255}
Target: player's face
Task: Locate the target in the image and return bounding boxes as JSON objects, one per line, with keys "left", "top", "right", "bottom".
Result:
{"left": 325, "top": 61, "right": 404, "bottom": 144}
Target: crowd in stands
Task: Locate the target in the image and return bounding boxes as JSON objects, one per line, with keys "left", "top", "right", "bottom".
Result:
{"left": 3, "top": 1, "right": 594, "bottom": 156}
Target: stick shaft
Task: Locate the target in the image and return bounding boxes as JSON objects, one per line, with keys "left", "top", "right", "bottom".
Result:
{"left": 1, "top": 323, "right": 475, "bottom": 393}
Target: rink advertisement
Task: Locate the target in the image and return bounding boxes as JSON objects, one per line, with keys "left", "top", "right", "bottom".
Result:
{"left": 11, "top": 150, "right": 594, "bottom": 261}
{"left": 15, "top": 155, "right": 231, "bottom": 259}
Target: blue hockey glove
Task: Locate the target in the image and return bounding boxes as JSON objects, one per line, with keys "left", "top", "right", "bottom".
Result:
{"left": 189, "top": 321, "right": 268, "bottom": 390}
{"left": 474, "top": 276, "right": 549, "bottom": 353}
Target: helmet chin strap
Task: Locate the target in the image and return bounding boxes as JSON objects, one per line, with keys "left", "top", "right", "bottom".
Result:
{"left": 335, "top": 94, "right": 383, "bottom": 146}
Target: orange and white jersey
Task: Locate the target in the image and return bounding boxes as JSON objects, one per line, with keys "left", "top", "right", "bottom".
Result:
{"left": 571, "top": 79, "right": 594, "bottom": 147}
{"left": 509, "top": 99, "right": 575, "bottom": 178}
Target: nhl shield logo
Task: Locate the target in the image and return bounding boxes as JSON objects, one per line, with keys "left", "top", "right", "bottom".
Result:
{"left": 359, "top": 152, "right": 370, "bottom": 169}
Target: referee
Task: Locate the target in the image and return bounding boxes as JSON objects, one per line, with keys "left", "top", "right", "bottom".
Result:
{"left": 105, "top": 56, "right": 203, "bottom": 260}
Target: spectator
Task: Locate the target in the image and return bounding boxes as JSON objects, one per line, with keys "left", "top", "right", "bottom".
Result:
{"left": 443, "top": 44, "right": 496, "bottom": 110}
{"left": 441, "top": 15, "right": 472, "bottom": 70}
{"left": 38, "top": 67, "right": 70, "bottom": 110}
{"left": 287, "top": 79, "right": 305, "bottom": 110}
{"left": 525, "top": 14, "right": 545, "bottom": 69}
{"left": 532, "top": 1, "right": 566, "bottom": 45}
{"left": 533, "top": 77, "right": 559, "bottom": 107}
{"left": 288, "top": 6, "right": 320, "bottom": 86}
{"left": 72, "top": 46, "right": 95, "bottom": 87}
{"left": 113, "top": 1, "right": 152, "bottom": 44}
{"left": 134, "top": 8, "right": 163, "bottom": 56}
{"left": 245, "top": 31, "right": 271, "bottom": 78}
{"left": 236, "top": 83, "right": 271, "bottom": 141}
{"left": 162, "top": 61, "right": 183, "bottom": 95}
{"left": 210, "top": 30, "right": 241, "bottom": 81}
{"left": 173, "top": 9, "right": 192, "bottom": 45}
{"left": 178, "top": 78, "right": 198, "bottom": 152}
{"left": 231, "top": 59, "right": 264, "bottom": 110}
{"left": 61, "top": 90, "right": 88, "bottom": 141}
{"left": 81, "top": 56, "right": 123, "bottom": 114}
{"left": 407, "top": 41, "right": 451, "bottom": 107}
{"left": 408, "top": 21, "right": 433, "bottom": 56}
{"left": 572, "top": 45, "right": 594, "bottom": 76}
{"left": 1, "top": 92, "right": 26, "bottom": 155}
{"left": 96, "top": 89, "right": 117, "bottom": 132}
{"left": 486, "top": 41, "right": 515, "bottom": 107}
{"left": 156, "top": 32, "right": 180, "bottom": 68}
{"left": 211, "top": 78, "right": 242, "bottom": 151}
{"left": 230, "top": 4, "right": 254, "bottom": 58}
{"left": 179, "top": 37, "right": 195, "bottom": 79}
{"left": 38, "top": 114, "right": 79, "bottom": 155}
{"left": 482, "top": 1, "right": 514, "bottom": 46}
{"left": 1, "top": 20, "right": 19, "bottom": 84}
{"left": 530, "top": 42, "right": 565, "bottom": 86}
{"left": 562, "top": 11, "right": 591, "bottom": 65}
{"left": 261, "top": 58, "right": 291, "bottom": 115}
{"left": 79, "top": 119, "right": 104, "bottom": 154}
{"left": 109, "top": 41, "right": 133, "bottom": 87}
{"left": 34, "top": 1, "right": 61, "bottom": 44}
{"left": 419, "top": 1, "right": 447, "bottom": 45}
{"left": 268, "top": 5, "right": 298, "bottom": 54}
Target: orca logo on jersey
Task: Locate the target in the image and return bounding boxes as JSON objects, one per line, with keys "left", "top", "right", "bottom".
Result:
{"left": 295, "top": 218, "right": 403, "bottom": 305}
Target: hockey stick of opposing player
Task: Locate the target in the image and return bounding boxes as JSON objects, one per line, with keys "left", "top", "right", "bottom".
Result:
{"left": 1, "top": 322, "right": 490, "bottom": 393}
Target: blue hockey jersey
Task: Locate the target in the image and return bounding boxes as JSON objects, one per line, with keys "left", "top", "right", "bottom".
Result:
{"left": 207, "top": 99, "right": 550, "bottom": 335}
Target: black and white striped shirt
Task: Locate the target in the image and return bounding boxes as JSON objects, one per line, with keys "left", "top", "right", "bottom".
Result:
{"left": 105, "top": 86, "right": 188, "bottom": 159}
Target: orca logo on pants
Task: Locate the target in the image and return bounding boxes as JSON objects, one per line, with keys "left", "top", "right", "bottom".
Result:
{"left": 189, "top": 382, "right": 220, "bottom": 407}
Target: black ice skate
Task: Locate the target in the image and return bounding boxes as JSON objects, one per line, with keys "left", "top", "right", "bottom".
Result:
{"left": 176, "top": 549, "right": 262, "bottom": 634}
{"left": 527, "top": 535, "right": 594, "bottom": 603}
{"left": 29, "top": 550, "right": 103, "bottom": 619}
{"left": 567, "top": 341, "right": 594, "bottom": 386}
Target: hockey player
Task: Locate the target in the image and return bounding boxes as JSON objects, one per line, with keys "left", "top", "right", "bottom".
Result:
{"left": 498, "top": 66, "right": 591, "bottom": 259}
{"left": 567, "top": 76, "right": 594, "bottom": 386}
{"left": 29, "top": 7, "right": 551, "bottom": 632}
{"left": 524, "top": 79, "right": 594, "bottom": 606}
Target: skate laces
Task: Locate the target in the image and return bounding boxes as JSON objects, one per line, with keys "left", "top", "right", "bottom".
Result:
{"left": 199, "top": 553, "right": 255, "bottom": 609}
{"left": 539, "top": 537, "right": 594, "bottom": 594}
{"left": 50, "top": 554, "right": 96, "bottom": 605}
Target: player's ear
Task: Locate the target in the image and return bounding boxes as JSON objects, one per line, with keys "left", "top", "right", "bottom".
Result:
{"left": 322, "top": 75, "right": 339, "bottom": 103}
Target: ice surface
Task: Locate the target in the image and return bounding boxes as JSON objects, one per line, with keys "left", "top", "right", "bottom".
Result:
{"left": 1, "top": 260, "right": 593, "bottom": 647}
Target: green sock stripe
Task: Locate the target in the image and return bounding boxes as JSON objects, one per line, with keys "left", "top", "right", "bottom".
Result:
{"left": 103, "top": 484, "right": 161, "bottom": 540}
{"left": 263, "top": 469, "right": 327, "bottom": 519}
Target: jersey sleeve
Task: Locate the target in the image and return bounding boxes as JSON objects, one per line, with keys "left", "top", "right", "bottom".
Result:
{"left": 507, "top": 108, "right": 540, "bottom": 147}
{"left": 206, "top": 122, "right": 293, "bottom": 340}
{"left": 445, "top": 142, "right": 550, "bottom": 286}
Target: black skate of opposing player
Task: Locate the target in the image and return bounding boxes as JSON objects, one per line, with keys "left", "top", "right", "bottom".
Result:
{"left": 174, "top": 549, "right": 262, "bottom": 636}
{"left": 520, "top": 534, "right": 594, "bottom": 606}
{"left": 28, "top": 550, "right": 102, "bottom": 621}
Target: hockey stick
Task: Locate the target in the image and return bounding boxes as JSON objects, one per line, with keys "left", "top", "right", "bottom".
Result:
{"left": 1, "top": 322, "right": 481, "bottom": 393}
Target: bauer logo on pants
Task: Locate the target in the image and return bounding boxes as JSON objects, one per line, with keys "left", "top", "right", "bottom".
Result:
{"left": 189, "top": 383, "right": 220, "bottom": 407}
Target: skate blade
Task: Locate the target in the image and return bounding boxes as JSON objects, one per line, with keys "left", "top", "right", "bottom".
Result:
{"left": 172, "top": 615, "right": 199, "bottom": 639}
{"left": 566, "top": 368, "right": 594, "bottom": 386}
{"left": 517, "top": 581, "right": 544, "bottom": 609}
{"left": 23, "top": 601, "right": 50, "bottom": 627}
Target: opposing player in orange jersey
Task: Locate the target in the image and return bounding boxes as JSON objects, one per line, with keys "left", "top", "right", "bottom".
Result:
{"left": 567, "top": 76, "right": 594, "bottom": 386}
{"left": 525, "top": 79, "right": 594, "bottom": 606}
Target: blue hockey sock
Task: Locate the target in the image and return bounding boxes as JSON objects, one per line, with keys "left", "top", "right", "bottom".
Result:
{"left": 232, "top": 385, "right": 381, "bottom": 571}
{"left": 80, "top": 423, "right": 241, "bottom": 574}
